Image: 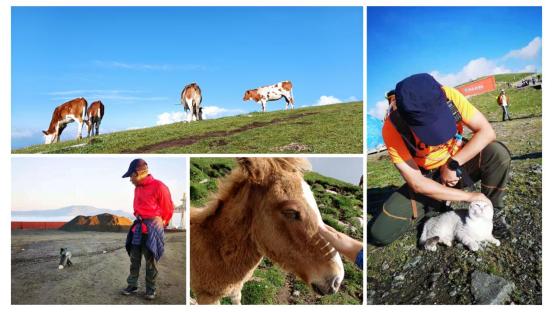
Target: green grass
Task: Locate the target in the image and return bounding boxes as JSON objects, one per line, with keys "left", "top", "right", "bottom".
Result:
{"left": 14, "top": 102, "right": 362, "bottom": 154}
{"left": 191, "top": 158, "right": 363, "bottom": 304}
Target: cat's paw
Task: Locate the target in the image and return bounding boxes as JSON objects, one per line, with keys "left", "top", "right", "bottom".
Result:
{"left": 468, "top": 241, "right": 479, "bottom": 251}
{"left": 425, "top": 244, "right": 438, "bottom": 252}
{"left": 491, "top": 238, "right": 501, "bottom": 246}
{"left": 442, "top": 240, "right": 453, "bottom": 247}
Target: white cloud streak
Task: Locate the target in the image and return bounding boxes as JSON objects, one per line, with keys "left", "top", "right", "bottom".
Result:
{"left": 313, "top": 95, "right": 358, "bottom": 106}
{"left": 94, "top": 60, "right": 208, "bottom": 71}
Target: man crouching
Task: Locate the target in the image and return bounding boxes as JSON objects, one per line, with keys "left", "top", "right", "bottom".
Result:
{"left": 121, "top": 159, "right": 174, "bottom": 300}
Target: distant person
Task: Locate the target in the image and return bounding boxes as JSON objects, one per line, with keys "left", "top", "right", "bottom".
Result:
{"left": 497, "top": 89, "right": 512, "bottom": 121}
{"left": 385, "top": 90, "right": 397, "bottom": 117}
{"left": 121, "top": 159, "right": 174, "bottom": 300}
{"left": 318, "top": 224, "right": 363, "bottom": 269}
{"left": 370, "top": 73, "right": 511, "bottom": 246}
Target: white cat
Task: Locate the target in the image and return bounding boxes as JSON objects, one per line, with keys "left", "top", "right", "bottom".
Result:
{"left": 419, "top": 200, "right": 500, "bottom": 252}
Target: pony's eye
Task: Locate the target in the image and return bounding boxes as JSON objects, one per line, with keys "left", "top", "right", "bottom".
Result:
{"left": 282, "top": 209, "right": 301, "bottom": 220}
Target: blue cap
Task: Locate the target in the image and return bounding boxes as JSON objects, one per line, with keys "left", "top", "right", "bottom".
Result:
{"left": 395, "top": 73, "right": 456, "bottom": 146}
{"left": 122, "top": 159, "right": 148, "bottom": 178}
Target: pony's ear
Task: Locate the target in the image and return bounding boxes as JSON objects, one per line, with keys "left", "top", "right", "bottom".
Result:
{"left": 237, "top": 157, "right": 266, "bottom": 184}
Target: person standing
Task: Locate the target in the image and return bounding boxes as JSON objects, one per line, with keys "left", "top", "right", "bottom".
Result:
{"left": 497, "top": 89, "right": 512, "bottom": 121}
{"left": 121, "top": 159, "right": 174, "bottom": 300}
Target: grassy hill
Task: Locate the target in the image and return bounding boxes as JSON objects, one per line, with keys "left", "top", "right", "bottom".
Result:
{"left": 13, "top": 102, "right": 362, "bottom": 154}
{"left": 190, "top": 158, "right": 363, "bottom": 305}
{"left": 367, "top": 73, "right": 542, "bottom": 304}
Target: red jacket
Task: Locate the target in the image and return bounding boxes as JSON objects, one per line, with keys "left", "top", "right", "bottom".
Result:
{"left": 132, "top": 175, "right": 174, "bottom": 233}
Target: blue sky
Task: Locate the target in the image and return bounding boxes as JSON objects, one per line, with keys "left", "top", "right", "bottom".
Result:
{"left": 367, "top": 6, "right": 542, "bottom": 120}
{"left": 307, "top": 157, "right": 363, "bottom": 185}
{"left": 12, "top": 7, "right": 362, "bottom": 148}
{"left": 12, "top": 157, "right": 187, "bottom": 215}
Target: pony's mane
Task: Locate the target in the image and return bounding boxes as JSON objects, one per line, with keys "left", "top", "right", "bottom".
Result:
{"left": 190, "top": 158, "right": 311, "bottom": 223}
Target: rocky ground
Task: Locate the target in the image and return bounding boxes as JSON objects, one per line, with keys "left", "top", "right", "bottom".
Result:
{"left": 367, "top": 82, "right": 542, "bottom": 305}
{"left": 11, "top": 230, "right": 186, "bottom": 304}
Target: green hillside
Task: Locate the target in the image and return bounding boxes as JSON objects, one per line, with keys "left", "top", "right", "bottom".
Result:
{"left": 14, "top": 102, "right": 362, "bottom": 154}
{"left": 190, "top": 158, "right": 363, "bottom": 305}
{"left": 367, "top": 73, "right": 542, "bottom": 304}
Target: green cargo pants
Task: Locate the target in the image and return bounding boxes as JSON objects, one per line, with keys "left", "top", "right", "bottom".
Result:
{"left": 127, "top": 234, "right": 158, "bottom": 291}
{"left": 369, "top": 141, "right": 511, "bottom": 246}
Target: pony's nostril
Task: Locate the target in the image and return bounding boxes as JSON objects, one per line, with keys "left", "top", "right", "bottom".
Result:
{"left": 332, "top": 276, "right": 341, "bottom": 291}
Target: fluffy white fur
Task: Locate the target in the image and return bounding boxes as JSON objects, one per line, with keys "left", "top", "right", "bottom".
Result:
{"left": 419, "top": 200, "right": 500, "bottom": 252}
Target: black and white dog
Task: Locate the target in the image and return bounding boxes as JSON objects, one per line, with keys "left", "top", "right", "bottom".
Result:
{"left": 58, "top": 248, "right": 73, "bottom": 269}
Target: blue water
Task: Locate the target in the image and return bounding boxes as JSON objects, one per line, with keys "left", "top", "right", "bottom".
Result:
{"left": 367, "top": 114, "right": 384, "bottom": 152}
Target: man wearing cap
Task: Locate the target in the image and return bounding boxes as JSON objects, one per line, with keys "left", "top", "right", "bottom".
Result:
{"left": 497, "top": 89, "right": 512, "bottom": 121}
{"left": 121, "top": 159, "right": 174, "bottom": 300}
{"left": 370, "top": 73, "right": 511, "bottom": 246}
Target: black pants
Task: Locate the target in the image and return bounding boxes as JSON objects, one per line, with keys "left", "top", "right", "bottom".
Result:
{"left": 127, "top": 234, "right": 158, "bottom": 291}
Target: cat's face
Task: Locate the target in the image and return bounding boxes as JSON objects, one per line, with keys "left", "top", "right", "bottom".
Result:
{"left": 469, "top": 200, "right": 494, "bottom": 220}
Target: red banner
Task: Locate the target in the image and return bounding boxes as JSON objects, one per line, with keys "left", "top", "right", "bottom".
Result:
{"left": 456, "top": 76, "right": 497, "bottom": 97}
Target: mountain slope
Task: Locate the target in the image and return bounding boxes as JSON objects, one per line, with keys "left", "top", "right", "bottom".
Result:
{"left": 14, "top": 102, "right": 362, "bottom": 154}
{"left": 12, "top": 205, "right": 133, "bottom": 221}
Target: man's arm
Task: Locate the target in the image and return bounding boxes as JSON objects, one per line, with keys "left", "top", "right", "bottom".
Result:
{"left": 157, "top": 183, "right": 174, "bottom": 226}
{"left": 396, "top": 159, "right": 490, "bottom": 203}
{"left": 450, "top": 110, "right": 496, "bottom": 166}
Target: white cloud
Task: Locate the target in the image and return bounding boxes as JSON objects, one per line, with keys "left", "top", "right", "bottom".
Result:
{"left": 314, "top": 95, "right": 342, "bottom": 106}
{"left": 430, "top": 57, "right": 511, "bottom": 86}
{"left": 94, "top": 61, "right": 207, "bottom": 71}
{"left": 313, "top": 95, "right": 358, "bottom": 106}
{"left": 48, "top": 89, "right": 168, "bottom": 103}
{"left": 368, "top": 100, "right": 389, "bottom": 121}
{"left": 157, "top": 111, "right": 187, "bottom": 125}
{"left": 429, "top": 37, "right": 542, "bottom": 86}
{"left": 156, "top": 106, "right": 245, "bottom": 125}
{"left": 504, "top": 37, "right": 542, "bottom": 60}
{"left": 202, "top": 106, "right": 245, "bottom": 119}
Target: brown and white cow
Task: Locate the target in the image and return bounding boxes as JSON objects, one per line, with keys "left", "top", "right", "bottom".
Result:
{"left": 42, "top": 97, "right": 88, "bottom": 144}
{"left": 86, "top": 100, "right": 105, "bottom": 137}
{"left": 243, "top": 81, "right": 294, "bottom": 112}
{"left": 181, "top": 83, "right": 203, "bottom": 122}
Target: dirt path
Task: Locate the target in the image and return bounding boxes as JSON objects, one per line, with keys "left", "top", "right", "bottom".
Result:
{"left": 12, "top": 230, "right": 186, "bottom": 304}
{"left": 123, "top": 112, "right": 318, "bottom": 153}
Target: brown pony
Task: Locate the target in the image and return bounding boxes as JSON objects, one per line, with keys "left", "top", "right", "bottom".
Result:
{"left": 191, "top": 158, "right": 344, "bottom": 304}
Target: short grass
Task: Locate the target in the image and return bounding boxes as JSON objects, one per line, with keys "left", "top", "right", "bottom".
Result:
{"left": 14, "top": 102, "right": 362, "bottom": 154}
{"left": 191, "top": 158, "right": 363, "bottom": 305}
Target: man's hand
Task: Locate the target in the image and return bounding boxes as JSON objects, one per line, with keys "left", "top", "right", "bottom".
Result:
{"left": 318, "top": 224, "right": 362, "bottom": 263}
{"left": 153, "top": 216, "right": 165, "bottom": 228}
{"left": 468, "top": 192, "right": 493, "bottom": 206}
{"left": 440, "top": 164, "right": 459, "bottom": 187}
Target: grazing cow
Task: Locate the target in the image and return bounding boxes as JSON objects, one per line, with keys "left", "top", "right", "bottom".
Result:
{"left": 42, "top": 97, "right": 87, "bottom": 144}
{"left": 243, "top": 81, "right": 294, "bottom": 112}
{"left": 86, "top": 100, "right": 105, "bottom": 137}
{"left": 181, "top": 83, "right": 203, "bottom": 122}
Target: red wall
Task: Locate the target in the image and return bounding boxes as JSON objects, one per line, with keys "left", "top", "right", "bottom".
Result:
{"left": 456, "top": 76, "right": 497, "bottom": 97}
{"left": 11, "top": 222, "right": 66, "bottom": 230}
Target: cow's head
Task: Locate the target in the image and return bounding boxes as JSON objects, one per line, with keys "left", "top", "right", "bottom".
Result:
{"left": 42, "top": 130, "right": 56, "bottom": 144}
{"left": 243, "top": 90, "right": 254, "bottom": 101}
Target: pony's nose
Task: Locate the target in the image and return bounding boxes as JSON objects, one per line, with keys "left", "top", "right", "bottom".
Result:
{"left": 330, "top": 276, "right": 341, "bottom": 293}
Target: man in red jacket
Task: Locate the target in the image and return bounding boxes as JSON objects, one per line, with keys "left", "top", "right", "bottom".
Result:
{"left": 120, "top": 159, "right": 174, "bottom": 300}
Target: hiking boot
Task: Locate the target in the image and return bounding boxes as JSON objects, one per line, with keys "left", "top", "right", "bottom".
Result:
{"left": 144, "top": 288, "right": 156, "bottom": 300}
{"left": 121, "top": 286, "right": 138, "bottom": 296}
